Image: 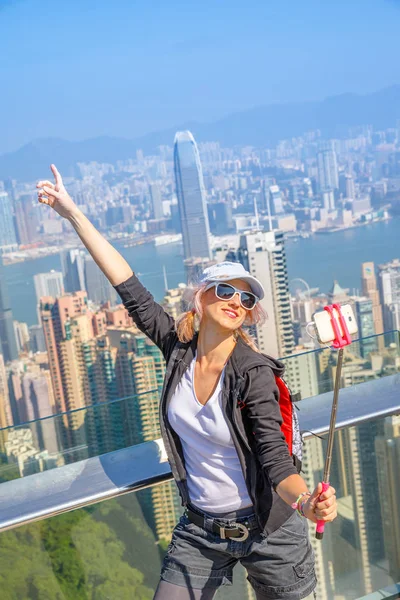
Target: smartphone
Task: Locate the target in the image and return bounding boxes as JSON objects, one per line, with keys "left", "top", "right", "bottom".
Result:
{"left": 312, "top": 304, "right": 358, "bottom": 344}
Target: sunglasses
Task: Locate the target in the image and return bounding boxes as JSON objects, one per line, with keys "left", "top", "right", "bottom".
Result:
{"left": 205, "top": 282, "right": 259, "bottom": 310}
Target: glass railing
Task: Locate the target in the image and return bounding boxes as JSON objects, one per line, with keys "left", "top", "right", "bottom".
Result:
{"left": 0, "top": 389, "right": 160, "bottom": 484}
{"left": 0, "top": 410, "right": 399, "bottom": 598}
{"left": 281, "top": 330, "right": 400, "bottom": 401}
{"left": 1, "top": 331, "right": 398, "bottom": 486}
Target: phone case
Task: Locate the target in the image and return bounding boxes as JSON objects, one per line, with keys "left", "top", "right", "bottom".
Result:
{"left": 313, "top": 304, "right": 358, "bottom": 344}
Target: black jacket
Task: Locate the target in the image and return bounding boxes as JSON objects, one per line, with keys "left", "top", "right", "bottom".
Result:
{"left": 114, "top": 273, "right": 298, "bottom": 534}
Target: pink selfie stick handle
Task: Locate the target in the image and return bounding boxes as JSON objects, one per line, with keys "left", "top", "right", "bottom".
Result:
{"left": 315, "top": 482, "right": 330, "bottom": 539}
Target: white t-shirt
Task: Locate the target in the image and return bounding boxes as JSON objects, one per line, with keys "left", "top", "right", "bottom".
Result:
{"left": 167, "top": 354, "right": 252, "bottom": 513}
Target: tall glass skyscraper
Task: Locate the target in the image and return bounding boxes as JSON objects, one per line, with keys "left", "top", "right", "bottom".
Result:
{"left": 317, "top": 141, "right": 339, "bottom": 192}
{"left": 173, "top": 131, "right": 211, "bottom": 261}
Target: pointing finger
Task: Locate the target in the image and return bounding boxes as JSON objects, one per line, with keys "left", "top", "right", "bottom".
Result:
{"left": 50, "top": 164, "right": 62, "bottom": 185}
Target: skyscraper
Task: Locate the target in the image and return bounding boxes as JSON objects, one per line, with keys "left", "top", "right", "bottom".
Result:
{"left": 0, "top": 256, "right": 18, "bottom": 362}
{"left": 378, "top": 259, "right": 400, "bottom": 331}
{"left": 0, "top": 191, "right": 17, "bottom": 249}
{"left": 61, "top": 249, "right": 86, "bottom": 293}
{"left": 14, "top": 194, "right": 39, "bottom": 245}
{"left": 317, "top": 141, "right": 339, "bottom": 192}
{"left": 375, "top": 415, "right": 400, "bottom": 582}
{"left": 269, "top": 185, "right": 284, "bottom": 214}
{"left": 236, "top": 230, "right": 294, "bottom": 357}
{"left": 39, "top": 291, "right": 89, "bottom": 417}
{"left": 84, "top": 256, "right": 117, "bottom": 306}
{"left": 0, "top": 353, "right": 12, "bottom": 432}
{"left": 361, "top": 262, "right": 384, "bottom": 336}
{"left": 353, "top": 297, "right": 378, "bottom": 357}
{"left": 149, "top": 182, "right": 163, "bottom": 220}
{"left": 20, "top": 371, "right": 58, "bottom": 455}
{"left": 34, "top": 271, "right": 65, "bottom": 305}
{"left": 29, "top": 324, "right": 46, "bottom": 353}
{"left": 174, "top": 130, "right": 211, "bottom": 261}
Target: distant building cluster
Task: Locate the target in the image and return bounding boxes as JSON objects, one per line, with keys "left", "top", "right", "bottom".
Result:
{"left": 1, "top": 122, "right": 400, "bottom": 260}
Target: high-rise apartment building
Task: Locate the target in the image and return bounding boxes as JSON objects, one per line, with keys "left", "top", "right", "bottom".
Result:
{"left": 0, "top": 354, "right": 11, "bottom": 434}
{"left": 34, "top": 271, "right": 64, "bottom": 304}
{"left": 378, "top": 259, "right": 400, "bottom": 331}
{"left": 236, "top": 230, "right": 294, "bottom": 357}
{"left": 14, "top": 194, "right": 39, "bottom": 245}
{"left": 161, "top": 285, "right": 187, "bottom": 320}
{"left": 322, "top": 189, "right": 335, "bottom": 211}
{"left": 39, "top": 291, "right": 89, "bottom": 418}
{"left": 174, "top": 130, "right": 211, "bottom": 261}
{"left": 269, "top": 185, "right": 284, "bottom": 214}
{"left": 0, "top": 191, "right": 17, "bottom": 249}
{"left": 375, "top": 415, "right": 400, "bottom": 582}
{"left": 353, "top": 297, "right": 378, "bottom": 358}
{"left": 0, "top": 257, "right": 18, "bottom": 363}
{"left": 317, "top": 141, "right": 339, "bottom": 192}
{"left": 29, "top": 325, "right": 46, "bottom": 353}
{"left": 61, "top": 249, "right": 86, "bottom": 293}
{"left": 361, "top": 262, "right": 384, "bottom": 336}
{"left": 13, "top": 321, "right": 30, "bottom": 354}
{"left": 20, "top": 371, "right": 58, "bottom": 455}
{"left": 149, "top": 182, "right": 163, "bottom": 220}
{"left": 345, "top": 173, "right": 356, "bottom": 199}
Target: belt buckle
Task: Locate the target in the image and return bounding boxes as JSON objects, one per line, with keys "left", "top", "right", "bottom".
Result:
{"left": 220, "top": 522, "right": 249, "bottom": 542}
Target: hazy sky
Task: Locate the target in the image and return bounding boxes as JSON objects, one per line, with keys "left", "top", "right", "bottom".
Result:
{"left": 2, "top": 0, "right": 400, "bottom": 154}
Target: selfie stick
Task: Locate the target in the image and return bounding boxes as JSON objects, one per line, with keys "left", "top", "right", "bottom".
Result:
{"left": 316, "top": 303, "right": 352, "bottom": 541}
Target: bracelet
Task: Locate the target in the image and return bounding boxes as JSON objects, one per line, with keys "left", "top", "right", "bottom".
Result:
{"left": 291, "top": 492, "right": 311, "bottom": 517}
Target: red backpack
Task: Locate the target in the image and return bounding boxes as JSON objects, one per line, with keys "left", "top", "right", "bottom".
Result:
{"left": 238, "top": 375, "right": 303, "bottom": 473}
{"left": 274, "top": 376, "right": 302, "bottom": 472}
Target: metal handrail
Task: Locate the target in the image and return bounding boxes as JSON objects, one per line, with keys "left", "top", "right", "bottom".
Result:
{"left": 0, "top": 373, "right": 399, "bottom": 534}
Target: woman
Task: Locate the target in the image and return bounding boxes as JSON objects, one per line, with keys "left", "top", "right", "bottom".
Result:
{"left": 37, "top": 165, "right": 337, "bottom": 600}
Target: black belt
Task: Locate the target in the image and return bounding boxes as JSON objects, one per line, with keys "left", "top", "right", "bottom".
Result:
{"left": 186, "top": 507, "right": 255, "bottom": 542}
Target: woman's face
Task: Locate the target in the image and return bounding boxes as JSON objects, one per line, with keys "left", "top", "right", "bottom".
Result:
{"left": 200, "top": 278, "right": 252, "bottom": 333}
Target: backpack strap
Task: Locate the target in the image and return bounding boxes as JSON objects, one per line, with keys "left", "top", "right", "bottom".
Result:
{"left": 274, "top": 376, "right": 293, "bottom": 455}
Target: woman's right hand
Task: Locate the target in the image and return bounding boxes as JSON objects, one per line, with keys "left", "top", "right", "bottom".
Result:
{"left": 37, "top": 164, "right": 78, "bottom": 219}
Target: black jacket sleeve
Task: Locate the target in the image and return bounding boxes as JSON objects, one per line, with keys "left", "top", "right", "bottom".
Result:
{"left": 114, "top": 273, "right": 177, "bottom": 359}
{"left": 244, "top": 365, "right": 298, "bottom": 489}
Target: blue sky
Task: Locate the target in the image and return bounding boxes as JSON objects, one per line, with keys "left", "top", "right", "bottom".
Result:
{"left": 1, "top": 0, "right": 400, "bottom": 154}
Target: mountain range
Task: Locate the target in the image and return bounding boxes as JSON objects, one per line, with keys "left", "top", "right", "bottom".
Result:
{"left": 3, "top": 85, "right": 400, "bottom": 182}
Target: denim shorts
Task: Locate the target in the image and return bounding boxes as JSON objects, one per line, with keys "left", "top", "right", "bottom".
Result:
{"left": 160, "top": 505, "right": 317, "bottom": 599}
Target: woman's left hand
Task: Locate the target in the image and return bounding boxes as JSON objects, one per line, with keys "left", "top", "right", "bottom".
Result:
{"left": 302, "top": 483, "right": 337, "bottom": 524}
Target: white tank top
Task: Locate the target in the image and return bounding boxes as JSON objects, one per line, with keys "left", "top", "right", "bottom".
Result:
{"left": 167, "top": 354, "right": 252, "bottom": 513}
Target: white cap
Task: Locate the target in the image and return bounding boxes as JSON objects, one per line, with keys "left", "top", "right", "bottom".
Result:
{"left": 200, "top": 261, "right": 265, "bottom": 300}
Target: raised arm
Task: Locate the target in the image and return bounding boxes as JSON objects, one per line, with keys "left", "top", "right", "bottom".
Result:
{"left": 37, "top": 165, "right": 176, "bottom": 356}
{"left": 37, "top": 164, "right": 132, "bottom": 286}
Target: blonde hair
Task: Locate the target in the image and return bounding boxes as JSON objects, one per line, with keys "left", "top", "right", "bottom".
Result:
{"left": 175, "top": 282, "right": 267, "bottom": 353}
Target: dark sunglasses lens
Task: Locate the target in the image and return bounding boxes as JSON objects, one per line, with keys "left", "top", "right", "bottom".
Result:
{"left": 241, "top": 292, "right": 256, "bottom": 309}
{"left": 216, "top": 283, "right": 235, "bottom": 300}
